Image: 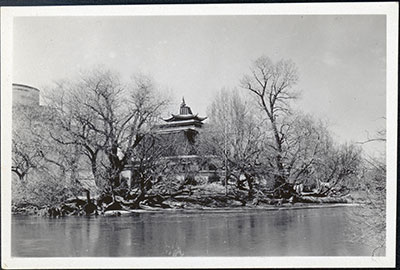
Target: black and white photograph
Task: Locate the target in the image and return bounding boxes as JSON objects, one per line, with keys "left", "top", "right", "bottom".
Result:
{"left": 1, "top": 3, "right": 398, "bottom": 269}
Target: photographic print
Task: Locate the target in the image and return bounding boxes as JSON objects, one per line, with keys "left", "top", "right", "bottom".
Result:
{"left": 1, "top": 3, "right": 397, "bottom": 269}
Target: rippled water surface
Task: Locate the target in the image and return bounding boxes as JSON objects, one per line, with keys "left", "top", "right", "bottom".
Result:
{"left": 12, "top": 207, "right": 380, "bottom": 257}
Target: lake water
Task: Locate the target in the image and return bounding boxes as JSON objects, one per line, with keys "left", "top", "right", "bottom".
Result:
{"left": 12, "top": 206, "right": 381, "bottom": 257}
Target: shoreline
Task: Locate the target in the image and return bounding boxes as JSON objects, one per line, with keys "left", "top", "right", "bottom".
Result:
{"left": 12, "top": 202, "right": 363, "bottom": 217}
{"left": 103, "top": 202, "right": 363, "bottom": 215}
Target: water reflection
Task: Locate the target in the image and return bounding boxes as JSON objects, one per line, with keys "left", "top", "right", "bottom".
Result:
{"left": 12, "top": 207, "right": 381, "bottom": 257}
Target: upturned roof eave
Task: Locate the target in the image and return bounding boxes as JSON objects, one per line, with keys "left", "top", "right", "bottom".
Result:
{"left": 163, "top": 113, "right": 207, "bottom": 122}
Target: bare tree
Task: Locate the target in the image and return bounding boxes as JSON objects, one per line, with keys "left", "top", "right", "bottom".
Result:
{"left": 12, "top": 103, "right": 82, "bottom": 207}
{"left": 241, "top": 56, "right": 299, "bottom": 189}
{"left": 12, "top": 132, "right": 43, "bottom": 183}
{"left": 199, "top": 88, "right": 265, "bottom": 197}
{"left": 357, "top": 155, "right": 386, "bottom": 255}
{"left": 357, "top": 117, "right": 386, "bottom": 145}
{"left": 11, "top": 105, "right": 46, "bottom": 183}
{"left": 350, "top": 125, "right": 386, "bottom": 256}
{"left": 282, "top": 114, "right": 332, "bottom": 186}
{"left": 44, "top": 69, "right": 169, "bottom": 199}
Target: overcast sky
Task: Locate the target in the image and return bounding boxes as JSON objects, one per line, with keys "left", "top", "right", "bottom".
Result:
{"left": 13, "top": 15, "right": 386, "bottom": 155}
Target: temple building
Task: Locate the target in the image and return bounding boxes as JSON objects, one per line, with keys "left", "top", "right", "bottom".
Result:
{"left": 155, "top": 98, "right": 207, "bottom": 155}
{"left": 158, "top": 97, "right": 207, "bottom": 133}
{"left": 123, "top": 98, "right": 221, "bottom": 188}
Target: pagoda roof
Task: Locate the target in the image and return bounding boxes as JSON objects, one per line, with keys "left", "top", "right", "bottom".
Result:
{"left": 163, "top": 113, "right": 207, "bottom": 122}
{"left": 155, "top": 126, "right": 201, "bottom": 133}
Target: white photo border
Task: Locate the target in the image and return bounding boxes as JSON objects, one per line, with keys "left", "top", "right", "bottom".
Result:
{"left": 1, "top": 2, "right": 398, "bottom": 269}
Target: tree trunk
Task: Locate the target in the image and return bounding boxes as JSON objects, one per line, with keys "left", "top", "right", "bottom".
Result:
{"left": 85, "top": 189, "right": 91, "bottom": 203}
{"left": 271, "top": 119, "right": 286, "bottom": 188}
